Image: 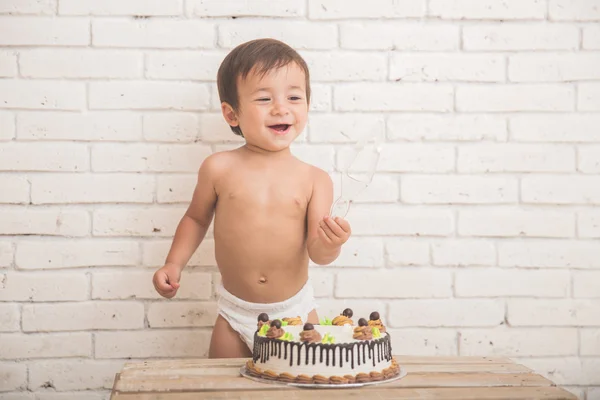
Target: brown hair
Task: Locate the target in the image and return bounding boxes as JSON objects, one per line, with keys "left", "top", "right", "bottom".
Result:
{"left": 217, "top": 38, "right": 311, "bottom": 137}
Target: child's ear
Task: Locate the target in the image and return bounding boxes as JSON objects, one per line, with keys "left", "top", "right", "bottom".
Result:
{"left": 221, "top": 102, "right": 239, "bottom": 127}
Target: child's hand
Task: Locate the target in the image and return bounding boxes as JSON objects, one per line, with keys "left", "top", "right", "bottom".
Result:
{"left": 152, "top": 263, "right": 182, "bottom": 299}
{"left": 317, "top": 215, "right": 351, "bottom": 248}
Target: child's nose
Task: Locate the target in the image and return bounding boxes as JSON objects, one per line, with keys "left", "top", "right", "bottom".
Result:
{"left": 270, "top": 101, "right": 290, "bottom": 115}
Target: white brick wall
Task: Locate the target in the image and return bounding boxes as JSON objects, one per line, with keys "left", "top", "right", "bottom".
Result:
{"left": 1, "top": 1, "right": 599, "bottom": 398}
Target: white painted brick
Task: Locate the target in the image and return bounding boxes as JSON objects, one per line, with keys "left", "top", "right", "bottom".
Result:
{"left": 459, "top": 208, "right": 574, "bottom": 238}
{"left": 316, "top": 300, "right": 386, "bottom": 321}
{"left": 460, "top": 328, "right": 577, "bottom": 356}
{"left": 386, "top": 328, "right": 458, "bottom": 356}
{"left": 0, "top": 207, "right": 89, "bottom": 236}
{"left": 0, "top": 271, "right": 88, "bottom": 301}
{"left": 156, "top": 174, "right": 195, "bottom": 203}
{"left": 0, "top": 333, "right": 91, "bottom": 359}
{"left": 390, "top": 54, "right": 505, "bottom": 82}
{"left": 307, "top": 113, "right": 385, "bottom": 143}
{"left": 22, "top": 302, "right": 144, "bottom": 332}
{"left": 93, "top": 270, "right": 212, "bottom": 300}
{"left": 0, "top": 142, "right": 88, "bottom": 172}
{"left": 388, "top": 114, "right": 507, "bottom": 142}
{"left": 429, "top": 0, "right": 546, "bottom": 20}
{"left": 402, "top": 175, "right": 518, "bottom": 204}
{"left": 0, "top": 0, "right": 56, "bottom": 14}
{"left": 93, "top": 20, "right": 214, "bottom": 49}
{"left": 95, "top": 330, "right": 211, "bottom": 358}
{"left": 309, "top": 84, "right": 332, "bottom": 112}
{"left": 334, "top": 83, "right": 453, "bottom": 112}
{"left": 0, "top": 112, "right": 15, "bottom": 140}
{"left": 198, "top": 113, "right": 246, "bottom": 143}
{"left": 142, "top": 239, "right": 216, "bottom": 267}
{"left": 308, "top": 268, "right": 334, "bottom": 297}
{"left": 0, "top": 175, "right": 27, "bottom": 204}
{"left": 349, "top": 205, "right": 453, "bottom": 236}
{"left": 508, "top": 299, "right": 600, "bottom": 326}
{"left": 147, "top": 301, "right": 216, "bottom": 328}
{"left": 219, "top": 21, "right": 337, "bottom": 49}
{"left": 509, "top": 53, "right": 600, "bottom": 82}
{"left": 455, "top": 268, "right": 569, "bottom": 297}
{"left": 517, "top": 357, "right": 600, "bottom": 386}
{"left": 457, "top": 84, "right": 574, "bottom": 112}
{"left": 385, "top": 238, "right": 430, "bottom": 266}
{"left": 458, "top": 144, "right": 575, "bottom": 172}
{"left": 574, "top": 271, "right": 600, "bottom": 297}
{"left": 146, "top": 51, "right": 226, "bottom": 81}
{"left": 0, "top": 362, "right": 26, "bottom": 390}
{"left": 584, "top": 25, "right": 600, "bottom": 49}
{"left": 549, "top": 0, "right": 600, "bottom": 21}
{"left": 0, "top": 17, "right": 89, "bottom": 46}
{"left": 0, "top": 80, "right": 85, "bottom": 111}
{"left": 582, "top": 329, "right": 600, "bottom": 355}
{"left": 499, "top": 239, "right": 600, "bottom": 268}
{"left": 0, "top": 241, "right": 14, "bottom": 267}
{"left": 29, "top": 360, "right": 124, "bottom": 390}
{"left": 432, "top": 239, "right": 495, "bottom": 266}
{"left": 146, "top": 50, "right": 224, "bottom": 81}
{"left": 510, "top": 114, "right": 600, "bottom": 142}
{"left": 523, "top": 175, "right": 600, "bottom": 204}
{"left": 332, "top": 173, "right": 398, "bottom": 203}
{"left": 290, "top": 144, "right": 335, "bottom": 172}
{"left": 31, "top": 173, "right": 154, "bottom": 204}
{"left": 339, "top": 143, "right": 455, "bottom": 173}
{"left": 18, "top": 111, "right": 142, "bottom": 141}
{"left": 0, "top": 304, "right": 20, "bottom": 332}
{"left": 89, "top": 82, "right": 210, "bottom": 111}
{"left": 60, "top": 0, "right": 182, "bottom": 15}
{"left": 93, "top": 207, "right": 184, "bottom": 237}
{"left": 302, "top": 51, "right": 387, "bottom": 82}
{"left": 0, "top": 51, "right": 17, "bottom": 77}
{"left": 328, "top": 237, "right": 384, "bottom": 267}
{"left": 309, "top": 0, "right": 424, "bottom": 19}
{"left": 16, "top": 240, "right": 140, "bottom": 269}
{"left": 463, "top": 24, "right": 579, "bottom": 51}
{"left": 389, "top": 299, "right": 504, "bottom": 327}
{"left": 188, "top": 0, "right": 303, "bottom": 17}
{"left": 579, "top": 83, "right": 600, "bottom": 111}
{"left": 0, "top": 392, "right": 34, "bottom": 399}
{"left": 20, "top": 49, "right": 142, "bottom": 79}
{"left": 92, "top": 143, "right": 210, "bottom": 172}
{"left": 340, "top": 22, "right": 459, "bottom": 50}
{"left": 336, "top": 269, "right": 452, "bottom": 298}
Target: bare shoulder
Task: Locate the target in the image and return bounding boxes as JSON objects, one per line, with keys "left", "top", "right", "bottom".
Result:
{"left": 303, "top": 163, "right": 333, "bottom": 195}
{"left": 198, "top": 149, "right": 239, "bottom": 178}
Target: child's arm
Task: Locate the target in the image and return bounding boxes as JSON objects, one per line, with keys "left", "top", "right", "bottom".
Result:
{"left": 153, "top": 155, "right": 219, "bottom": 298}
{"left": 306, "top": 169, "right": 351, "bottom": 265}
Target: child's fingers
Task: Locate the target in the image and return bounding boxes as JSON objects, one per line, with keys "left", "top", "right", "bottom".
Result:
{"left": 318, "top": 225, "right": 334, "bottom": 243}
{"left": 333, "top": 216, "right": 351, "bottom": 233}
{"left": 323, "top": 216, "right": 346, "bottom": 237}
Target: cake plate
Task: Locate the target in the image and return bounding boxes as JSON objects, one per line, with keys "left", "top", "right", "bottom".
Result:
{"left": 240, "top": 366, "right": 407, "bottom": 389}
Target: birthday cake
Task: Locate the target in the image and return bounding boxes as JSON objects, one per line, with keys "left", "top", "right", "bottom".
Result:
{"left": 245, "top": 309, "right": 400, "bottom": 385}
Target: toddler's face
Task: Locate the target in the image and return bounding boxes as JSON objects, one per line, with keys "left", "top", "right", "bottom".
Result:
{"left": 229, "top": 62, "right": 308, "bottom": 152}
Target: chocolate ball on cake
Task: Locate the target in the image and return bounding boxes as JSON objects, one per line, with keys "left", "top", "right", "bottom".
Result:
{"left": 358, "top": 318, "right": 368, "bottom": 327}
{"left": 342, "top": 308, "right": 353, "bottom": 318}
{"left": 258, "top": 313, "right": 269, "bottom": 322}
{"left": 303, "top": 323, "right": 314, "bottom": 331}
{"left": 270, "top": 319, "right": 282, "bottom": 329}
{"left": 370, "top": 311, "right": 380, "bottom": 321}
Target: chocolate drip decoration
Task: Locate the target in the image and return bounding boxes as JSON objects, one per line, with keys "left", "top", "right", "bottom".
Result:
{"left": 252, "top": 332, "right": 394, "bottom": 371}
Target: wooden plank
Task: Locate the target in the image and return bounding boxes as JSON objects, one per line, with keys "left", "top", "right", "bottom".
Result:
{"left": 111, "top": 386, "right": 577, "bottom": 400}
{"left": 122, "top": 356, "right": 513, "bottom": 371}
{"left": 114, "top": 372, "right": 552, "bottom": 393}
{"left": 118, "top": 362, "right": 531, "bottom": 382}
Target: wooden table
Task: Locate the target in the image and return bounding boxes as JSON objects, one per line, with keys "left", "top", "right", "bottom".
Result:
{"left": 110, "top": 356, "right": 577, "bottom": 399}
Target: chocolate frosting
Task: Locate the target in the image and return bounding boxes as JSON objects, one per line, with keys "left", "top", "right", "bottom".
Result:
{"left": 353, "top": 326, "right": 373, "bottom": 340}
{"left": 266, "top": 326, "right": 285, "bottom": 339}
{"left": 368, "top": 319, "right": 386, "bottom": 333}
{"left": 332, "top": 315, "right": 353, "bottom": 326}
{"left": 299, "top": 329, "right": 322, "bottom": 343}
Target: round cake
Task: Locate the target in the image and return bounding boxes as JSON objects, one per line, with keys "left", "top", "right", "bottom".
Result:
{"left": 245, "top": 309, "right": 401, "bottom": 385}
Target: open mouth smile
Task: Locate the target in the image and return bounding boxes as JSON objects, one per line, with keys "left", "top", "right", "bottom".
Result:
{"left": 268, "top": 124, "right": 292, "bottom": 135}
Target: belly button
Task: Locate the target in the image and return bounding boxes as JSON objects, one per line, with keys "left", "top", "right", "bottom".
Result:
{"left": 259, "top": 276, "right": 267, "bottom": 284}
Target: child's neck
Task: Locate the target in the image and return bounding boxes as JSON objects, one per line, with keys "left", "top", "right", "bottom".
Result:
{"left": 242, "top": 144, "right": 292, "bottom": 159}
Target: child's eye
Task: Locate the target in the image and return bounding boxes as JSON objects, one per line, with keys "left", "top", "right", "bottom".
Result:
{"left": 289, "top": 96, "right": 302, "bottom": 101}
{"left": 256, "top": 98, "right": 270, "bottom": 102}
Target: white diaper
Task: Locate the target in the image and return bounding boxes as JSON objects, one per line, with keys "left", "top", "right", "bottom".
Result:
{"left": 216, "top": 279, "right": 318, "bottom": 350}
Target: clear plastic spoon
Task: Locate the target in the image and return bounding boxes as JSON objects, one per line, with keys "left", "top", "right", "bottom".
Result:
{"left": 330, "top": 129, "right": 383, "bottom": 219}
